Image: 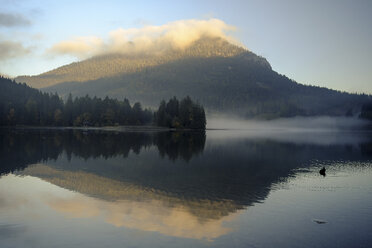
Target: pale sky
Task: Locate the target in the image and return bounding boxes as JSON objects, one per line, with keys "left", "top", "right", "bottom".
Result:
{"left": 0, "top": 0, "right": 371, "bottom": 94}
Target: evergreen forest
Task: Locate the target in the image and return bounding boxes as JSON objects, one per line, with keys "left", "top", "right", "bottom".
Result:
{"left": 0, "top": 77, "right": 206, "bottom": 129}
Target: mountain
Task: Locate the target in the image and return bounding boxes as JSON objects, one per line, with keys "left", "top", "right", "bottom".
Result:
{"left": 16, "top": 37, "right": 371, "bottom": 118}
{"left": 16, "top": 38, "right": 249, "bottom": 89}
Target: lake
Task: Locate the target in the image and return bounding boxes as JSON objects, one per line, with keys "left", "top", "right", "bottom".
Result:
{"left": 0, "top": 128, "right": 371, "bottom": 248}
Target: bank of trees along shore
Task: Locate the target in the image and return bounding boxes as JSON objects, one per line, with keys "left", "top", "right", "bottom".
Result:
{"left": 154, "top": 96, "right": 206, "bottom": 129}
{"left": 0, "top": 77, "right": 206, "bottom": 129}
{"left": 360, "top": 101, "right": 372, "bottom": 121}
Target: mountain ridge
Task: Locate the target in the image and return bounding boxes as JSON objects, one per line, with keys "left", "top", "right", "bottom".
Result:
{"left": 16, "top": 37, "right": 265, "bottom": 88}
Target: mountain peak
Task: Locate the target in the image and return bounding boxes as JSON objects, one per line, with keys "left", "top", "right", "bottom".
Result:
{"left": 16, "top": 37, "right": 254, "bottom": 89}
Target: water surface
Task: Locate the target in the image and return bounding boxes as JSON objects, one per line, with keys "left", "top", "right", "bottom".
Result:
{"left": 0, "top": 128, "right": 371, "bottom": 248}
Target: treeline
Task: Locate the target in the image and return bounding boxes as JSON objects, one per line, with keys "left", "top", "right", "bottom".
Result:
{"left": 360, "top": 101, "right": 372, "bottom": 120}
{"left": 0, "top": 77, "right": 206, "bottom": 129}
{"left": 154, "top": 96, "right": 206, "bottom": 129}
{"left": 62, "top": 94, "right": 152, "bottom": 126}
{"left": 0, "top": 76, "right": 151, "bottom": 126}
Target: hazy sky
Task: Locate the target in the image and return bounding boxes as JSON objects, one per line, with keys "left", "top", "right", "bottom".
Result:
{"left": 1, "top": 0, "right": 371, "bottom": 93}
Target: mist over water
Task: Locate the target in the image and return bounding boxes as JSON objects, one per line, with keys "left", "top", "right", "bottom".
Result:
{"left": 206, "top": 116, "right": 371, "bottom": 145}
{"left": 207, "top": 116, "right": 369, "bottom": 131}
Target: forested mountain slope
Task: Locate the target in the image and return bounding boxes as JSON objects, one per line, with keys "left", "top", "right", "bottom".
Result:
{"left": 16, "top": 38, "right": 250, "bottom": 88}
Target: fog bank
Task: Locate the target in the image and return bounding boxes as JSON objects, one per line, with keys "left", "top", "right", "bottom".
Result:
{"left": 207, "top": 116, "right": 369, "bottom": 131}
{"left": 49, "top": 18, "right": 238, "bottom": 59}
{"left": 206, "top": 116, "right": 372, "bottom": 145}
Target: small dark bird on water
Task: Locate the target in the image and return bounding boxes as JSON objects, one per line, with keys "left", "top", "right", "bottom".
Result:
{"left": 319, "top": 167, "right": 326, "bottom": 176}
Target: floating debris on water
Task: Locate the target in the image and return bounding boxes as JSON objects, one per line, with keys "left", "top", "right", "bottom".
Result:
{"left": 319, "top": 167, "right": 326, "bottom": 176}
{"left": 313, "top": 219, "right": 328, "bottom": 224}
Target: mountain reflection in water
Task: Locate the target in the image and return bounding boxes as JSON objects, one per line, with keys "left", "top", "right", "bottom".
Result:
{"left": 0, "top": 128, "right": 372, "bottom": 244}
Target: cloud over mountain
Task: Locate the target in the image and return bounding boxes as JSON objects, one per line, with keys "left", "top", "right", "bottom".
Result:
{"left": 49, "top": 18, "right": 238, "bottom": 58}
{"left": 48, "top": 36, "right": 104, "bottom": 59}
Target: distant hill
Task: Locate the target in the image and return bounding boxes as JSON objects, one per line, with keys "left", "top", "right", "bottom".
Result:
{"left": 16, "top": 37, "right": 371, "bottom": 118}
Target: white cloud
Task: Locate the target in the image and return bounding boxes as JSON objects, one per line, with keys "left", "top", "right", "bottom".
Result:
{"left": 48, "top": 36, "right": 104, "bottom": 59}
{"left": 49, "top": 18, "right": 238, "bottom": 58}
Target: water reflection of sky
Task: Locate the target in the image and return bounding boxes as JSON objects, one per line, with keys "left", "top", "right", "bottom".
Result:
{"left": 0, "top": 174, "right": 240, "bottom": 241}
{"left": 1, "top": 162, "right": 371, "bottom": 248}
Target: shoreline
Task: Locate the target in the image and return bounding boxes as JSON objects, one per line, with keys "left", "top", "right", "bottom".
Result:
{"left": 0, "top": 125, "right": 207, "bottom": 132}
{"left": 1, "top": 125, "right": 372, "bottom": 133}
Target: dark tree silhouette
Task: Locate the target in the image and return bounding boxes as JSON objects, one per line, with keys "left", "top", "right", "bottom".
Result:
{"left": 154, "top": 96, "right": 206, "bottom": 129}
{"left": 360, "top": 100, "right": 372, "bottom": 120}
{"left": 0, "top": 76, "right": 153, "bottom": 127}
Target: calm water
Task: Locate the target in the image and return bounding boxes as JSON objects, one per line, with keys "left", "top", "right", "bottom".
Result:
{"left": 0, "top": 128, "right": 372, "bottom": 248}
